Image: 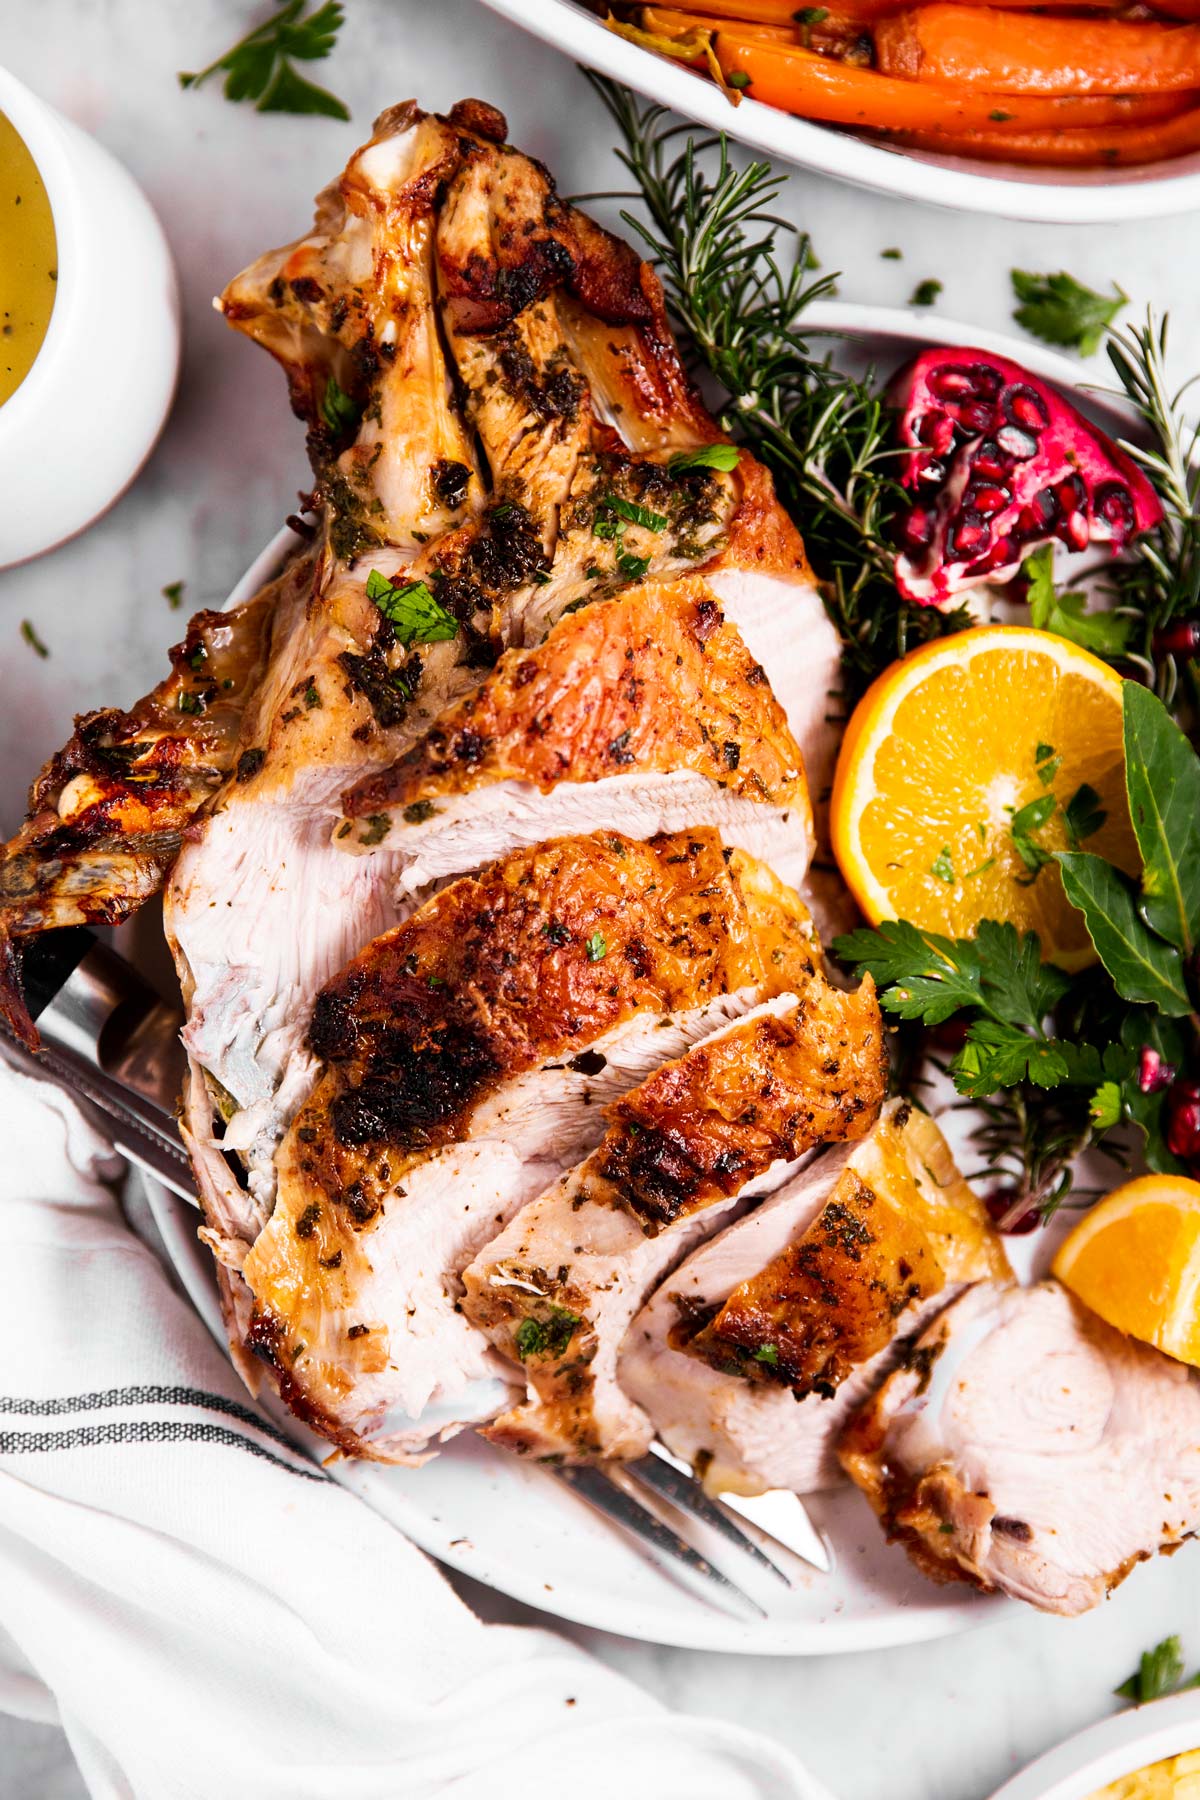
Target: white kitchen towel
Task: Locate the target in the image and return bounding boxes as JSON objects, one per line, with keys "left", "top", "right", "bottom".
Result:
{"left": 0, "top": 1062, "right": 828, "bottom": 1800}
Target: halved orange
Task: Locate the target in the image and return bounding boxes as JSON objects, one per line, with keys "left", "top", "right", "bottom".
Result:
{"left": 830, "top": 625, "right": 1138, "bottom": 969}
{"left": 1053, "top": 1174, "right": 1200, "bottom": 1367}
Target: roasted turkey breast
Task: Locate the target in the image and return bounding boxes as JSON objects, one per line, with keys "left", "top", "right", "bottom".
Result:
{"left": 839, "top": 1278, "right": 1200, "bottom": 1615}
{"left": 214, "top": 829, "right": 822, "bottom": 1458}
{"left": 622, "top": 1100, "right": 1008, "bottom": 1494}
{"left": 462, "top": 976, "right": 887, "bottom": 1463}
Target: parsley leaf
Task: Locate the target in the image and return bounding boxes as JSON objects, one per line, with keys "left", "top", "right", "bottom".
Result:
{"left": 1012, "top": 269, "right": 1127, "bottom": 358}
{"left": 616, "top": 550, "right": 651, "bottom": 581}
{"left": 833, "top": 918, "right": 1067, "bottom": 1031}
{"left": 668, "top": 443, "right": 740, "bottom": 474}
{"left": 321, "top": 372, "right": 360, "bottom": 436}
{"left": 930, "top": 846, "right": 955, "bottom": 884}
{"left": 365, "top": 570, "right": 458, "bottom": 646}
{"left": 514, "top": 1309, "right": 581, "bottom": 1360}
{"left": 586, "top": 931, "right": 608, "bottom": 962}
{"left": 909, "top": 279, "right": 942, "bottom": 308}
{"left": 179, "top": 0, "right": 349, "bottom": 120}
{"left": 1024, "top": 545, "right": 1132, "bottom": 657}
{"left": 162, "top": 580, "right": 185, "bottom": 610}
{"left": 1115, "top": 1634, "right": 1200, "bottom": 1703}
{"left": 599, "top": 494, "right": 669, "bottom": 533}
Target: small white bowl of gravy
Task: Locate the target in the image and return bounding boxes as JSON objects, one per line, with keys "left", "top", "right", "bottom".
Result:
{"left": 0, "top": 64, "right": 180, "bottom": 567}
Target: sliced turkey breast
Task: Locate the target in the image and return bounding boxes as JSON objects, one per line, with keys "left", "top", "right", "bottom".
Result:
{"left": 839, "top": 1278, "right": 1200, "bottom": 1615}
{"left": 217, "top": 829, "right": 821, "bottom": 1458}
{"left": 337, "top": 574, "right": 815, "bottom": 889}
{"left": 622, "top": 1101, "right": 1008, "bottom": 1494}
{"left": 0, "top": 559, "right": 292, "bottom": 1046}
{"left": 462, "top": 975, "right": 887, "bottom": 1463}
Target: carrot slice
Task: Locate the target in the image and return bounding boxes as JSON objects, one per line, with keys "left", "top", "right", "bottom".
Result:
{"left": 874, "top": 6, "right": 1200, "bottom": 94}
{"left": 712, "top": 32, "right": 1196, "bottom": 126}
{"left": 882, "top": 105, "right": 1200, "bottom": 160}
{"left": 655, "top": 0, "right": 897, "bottom": 18}
{"left": 642, "top": 5, "right": 791, "bottom": 38}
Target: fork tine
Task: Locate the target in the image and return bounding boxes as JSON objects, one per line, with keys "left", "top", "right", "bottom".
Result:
{"left": 627, "top": 1450, "right": 792, "bottom": 1586}
{"left": 555, "top": 1465, "right": 766, "bottom": 1616}
{"left": 650, "top": 1441, "right": 834, "bottom": 1574}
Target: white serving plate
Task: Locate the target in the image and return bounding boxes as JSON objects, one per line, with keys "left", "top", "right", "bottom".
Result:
{"left": 989, "top": 1690, "right": 1200, "bottom": 1799}
{"left": 141, "top": 304, "right": 1200, "bottom": 1654}
{"left": 479, "top": 0, "right": 1200, "bottom": 224}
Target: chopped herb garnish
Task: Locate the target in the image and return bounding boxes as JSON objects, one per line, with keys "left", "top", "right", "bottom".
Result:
{"left": 964, "top": 857, "right": 997, "bottom": 881}
{"left": 162, "top": 580, "right": 185, "bottom": 609}
{"left": 1009, "top": 793, "right": 1057, "bottom": 881}
{"left": 304, "top": 682, "right": 321, "bottom": 709}
{"left": 1064, "top": 782, "right": 1106, "bottom": 848}
{"left": 1035, "top": 742, "right": 1061, "bottom": 786}
{"left": 753, "top": 1343, "right": 780, "bottom": 1366}
{"left": 930, "top": 846, "right": 955, "bottom": 885}
{"left": 600, "top": 493, "right": 669, "bottom": 533}
{"left": 20, "top": 619, "right": 48, "bottom": 658}
{"left": 725, "top": 68, "right": 752, "bottom": 89}
{"left": 358, "top": 813, "right": 391, "bottom": 845}
{"left": 321, "top": 372, "right": 360, "bottom": 435}
{"left": 514, "top": 1308, "right": 581, "bottom": 1360}
{"left": 910, "top": 279, "right": 943, "bottom": 308}
{"left": 402, "top": 799, "right": 438, "bottom": 825}
{"left": 1116, "top": 1635, "right": 1200, "bottom": 1704}
{"left": 668, "top": 443, "right": 740, "bottom": 474}
{"left": 365, "top": 569, "right": 458, "bottom": 645}
{"left": 178, "top": 691, "right": 203, "bottom": 715}
{"left": 989, "top": 109, "right": 1014, "bottom": 122}
{"left": 616, "top": 550, "right": 651, "bottom": 581}
{"left": 585, "top": 931, "right": 608, "bottom": 962}
{"left": 881, "top": 247, "right": 902, "bottom": 260}
{"left": 179, "top": 0, "right": 349, "bottom": 120}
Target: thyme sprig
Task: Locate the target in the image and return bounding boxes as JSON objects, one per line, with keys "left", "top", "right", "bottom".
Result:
{"left": 589, "top": 76, "right": 969, "bottom": 699}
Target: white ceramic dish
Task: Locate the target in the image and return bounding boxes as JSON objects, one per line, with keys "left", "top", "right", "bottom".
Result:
{"left": 988, "top": 1690, "right": 1200, "bottom": 1799}
{"left": 480, "top": 0, "right": 1200, "bottom": 224}
{"left": 138, "top": 304, "right": 1200, "bottom": 1654}
{"left": 0, "top": 65, "right": 180, "bottom": 568}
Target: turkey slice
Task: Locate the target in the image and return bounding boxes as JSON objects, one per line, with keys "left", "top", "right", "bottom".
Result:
{"left": 462, "top": 973, "right": 887, "bottom": 1463}
{"left": 839, "top": 1277, "right": 1200, "bottom": 1615}
{"left": 622, "top": 1100, "right": 1008, "bottom": 1495}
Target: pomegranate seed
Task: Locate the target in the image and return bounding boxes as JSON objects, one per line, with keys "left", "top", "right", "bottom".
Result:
{"left": 1031, "top": 486, "right": 1060, "bottom": 527}
{"left": 919, "top": 411, "right": 956, "bottom": 458}
{"left": 1004, "top": 384, "right": 1050, "bottom": 431}
{"left": 966, "top": 484, "right": 1009, "bottom": 515}
{"left": 1166, "top": 1083, "right": 1200, "bottom": 1162}
{"left": 985, "top": 1192, "right": 1039, "bottom": 1236}
{"left": 973, "top": 442, "right": 1010, "bottom": 481}
{"left": 930, "top": 367, "right": 975, "bottom": 400}
{"left": 951, "top": 514, "right": 990, "bottom": 555}
{"left": 1055, "top": 475, "right": 1087, "bottom": 513}
{"left": 996, "top": 424, "right": 1039, "bottom": 460}
{"left": 1138, "top": 1046, "right": 1177, "bottom": 1093}
{"left": 968, "top": 363, "right": 1003, "bottom": 400}
{"left": 1095, "top": 480, "right": 1135, "bottom": 539}
{"left": 960, "top": 400, "right": 996, "bottom": 434}
{"left": 1155, "top": 620, "right": 1200, "bottom": 657}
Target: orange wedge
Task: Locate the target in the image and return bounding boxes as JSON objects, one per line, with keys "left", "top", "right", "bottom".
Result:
{"left": 1053, "top": 1174, "right": 1200, "bottom": 1366}
{"left": 830, "top": 625, "right": 1138, "bottom": 969}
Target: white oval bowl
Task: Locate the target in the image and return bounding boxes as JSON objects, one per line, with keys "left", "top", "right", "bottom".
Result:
{"left": 480, "top": 0, "right": 1200, "bottom": 224}
{"left": 140, "top": 303, "right": 1200, "bottom": 1656}
{"left": 0, "top": 64, "right": 181, "bottom": 568}
{"left": 989, "top": 1690, "right": 1200, "bottom": 1800}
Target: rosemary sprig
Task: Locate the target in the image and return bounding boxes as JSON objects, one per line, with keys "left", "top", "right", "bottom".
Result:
{"left": 1102, "top": 313, "right": 1200, "bottom": 712}
{"left": 589, "top": 76, "right": 969, "bottom": 699}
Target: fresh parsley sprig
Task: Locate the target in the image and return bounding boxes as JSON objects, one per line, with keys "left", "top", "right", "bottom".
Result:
{"left": 836, "top": 684, "right": 1200, "bottom": 1213}
{"left": 1011, "top": 270, "right": 1127, "bottom": 358}
{"left": 180, "top": 0, "right": 349, "bottom": 120}
{"left": 1116, "top": 1634, "right": 1200, "bottom": 1704}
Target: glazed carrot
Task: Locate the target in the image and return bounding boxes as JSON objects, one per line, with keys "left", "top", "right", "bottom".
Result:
{"left": 712, "top": 32, "right": 1196, "bottom": 126}
{"left": 643, "top": 2, "right": 877, "bottom": 52}
{"left": 642, "top": 6, "right": 791, "bottom": 39}
{"left": 657, "top": 0, "right": 898, "bottom": 19}
{"left": 882, "top": 104, "right": 1200, "bottom": 160}
{"left": 874, "top": 6, "right": 1200, "bottom": 93}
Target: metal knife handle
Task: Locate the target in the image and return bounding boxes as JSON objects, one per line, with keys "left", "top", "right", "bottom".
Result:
{"left": 17, "top": 926, "right": 94, "bottom": 1023}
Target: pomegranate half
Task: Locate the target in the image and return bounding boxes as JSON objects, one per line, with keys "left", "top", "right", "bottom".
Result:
{"left": 891, "top": 348, "right": 1162, "bottom": 607}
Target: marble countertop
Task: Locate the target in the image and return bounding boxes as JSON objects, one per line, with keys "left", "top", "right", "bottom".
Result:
{"left": 2, "top": 5, "right": 1200, "bottom": 1797}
